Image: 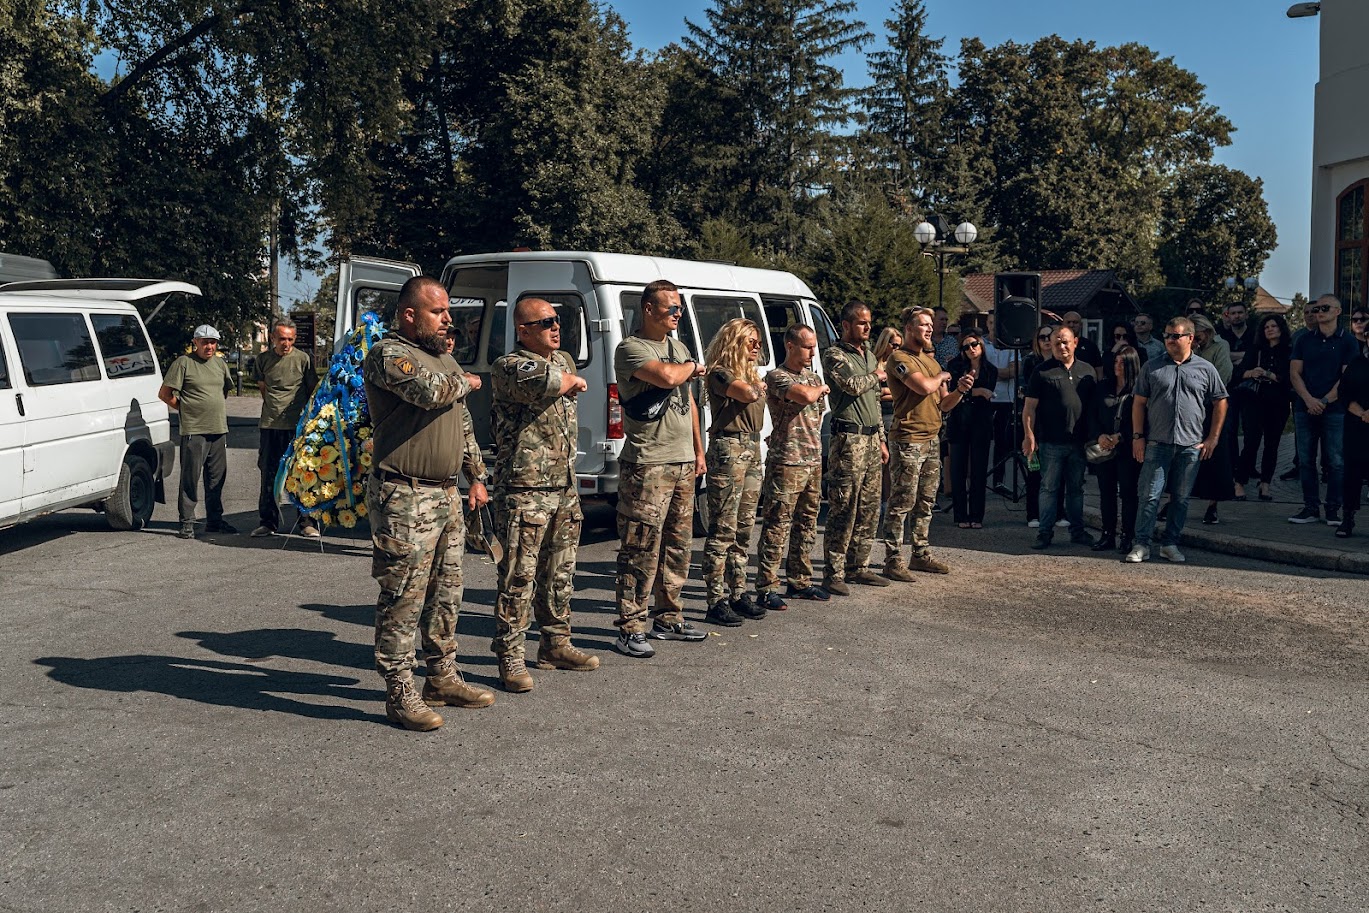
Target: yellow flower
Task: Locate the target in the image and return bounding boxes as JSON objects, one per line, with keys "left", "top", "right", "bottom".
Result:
{"left": 300, "top": 492, "right": 318, "bottom": 508}
{"left": 319, "top": 445, "right": 340, "bottom": 464}
{"left": 317, "top": 462, "right": 338, "bottom": 482}
{"left": 320, "top": 511, "right": 333, "bottom": 526}
{"left": 352, "top": 482, "right": 364, "bottom": 496}
{"left": 300, "top": 469, "right": 318, "bottom": 488}
{"left": 357, "top": 427, "right": 371, "bottom": 441}
{"left": 284, "top": 476, "right": 299, "bottom": 493}
{"left": 337, "top": 508, "right": 357, "bottom": 528}
{"left": 359, "top": 453, "right": 372, "bottom": 469}
{"left": 356, "top": 503, "right": 368, "bottom": 518}
{"left": 320, "top": 482, "right": 339, "bottom": 499}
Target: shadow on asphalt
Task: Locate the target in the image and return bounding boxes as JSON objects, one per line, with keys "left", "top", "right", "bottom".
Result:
{"left": 34, "top": 654, "right": 385, "bottom": 723}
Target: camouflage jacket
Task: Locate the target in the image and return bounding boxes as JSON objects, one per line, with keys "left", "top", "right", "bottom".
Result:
{"left": 363, "top": 335, "right": 485, "bottom": 483}
{"left": 764, "top": 364, "right": 824, "bottom": 466}
{"left": 491, "top": 347, "right": 578, "bottom": 490}
{"left": 822, "top": 341, "right": 885, "bottom": 438}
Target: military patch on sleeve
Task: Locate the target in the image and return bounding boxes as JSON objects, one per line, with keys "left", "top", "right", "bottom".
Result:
{"left": 390, "top": 356, "right": 416, "bottom": 378}
{"left": 895, "top": 361, "right": 908, "bottom": 376}
{"left": 518, "top": 360, "right": 539, "bottom": 373}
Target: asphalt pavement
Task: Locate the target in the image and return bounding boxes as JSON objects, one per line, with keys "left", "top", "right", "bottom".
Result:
{"left": 1, "top": 395, "right": 1365, "bottom": 913}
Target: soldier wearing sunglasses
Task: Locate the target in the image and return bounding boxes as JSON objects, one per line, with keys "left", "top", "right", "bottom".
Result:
{"left": 488, "top": 299, "right": 600, "bottom": 692}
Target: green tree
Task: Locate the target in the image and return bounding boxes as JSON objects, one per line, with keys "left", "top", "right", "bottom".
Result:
{"left": 679, "top": 0, "right": 870, "bottom": 255}
{"left": 1156, "top": 163, "right": 1278, "bottom": 299}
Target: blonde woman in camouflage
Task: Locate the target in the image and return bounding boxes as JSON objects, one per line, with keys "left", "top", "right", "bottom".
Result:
{"left": 700, "top": 318, "right": 769, "bottom": 627}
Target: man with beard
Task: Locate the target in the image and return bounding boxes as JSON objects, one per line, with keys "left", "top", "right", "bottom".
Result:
{"left": 362, "top": 276, "right": 494, "bottom": 731}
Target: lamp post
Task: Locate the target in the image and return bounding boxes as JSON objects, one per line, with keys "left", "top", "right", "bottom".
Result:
{"left": 914, "top": 215, "right": 978, "bottom": 311}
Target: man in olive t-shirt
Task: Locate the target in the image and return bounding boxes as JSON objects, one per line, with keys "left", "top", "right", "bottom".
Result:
{"left": 159, "top": 324, "right": 234, "bottom": 539}
{"left": 611, "top": 279, "right": 708, "bottom": 658}
{"left": 252, "top": 318, "right": 319, "bottom": 537}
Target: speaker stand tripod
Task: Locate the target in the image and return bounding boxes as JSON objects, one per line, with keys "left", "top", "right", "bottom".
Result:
{"left": 989, "top": 348, "right": 1028, "bottom": 503}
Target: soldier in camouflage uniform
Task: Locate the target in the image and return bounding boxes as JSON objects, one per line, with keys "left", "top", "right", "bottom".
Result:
{"left": 362, "top": 276, "right": 495, "bottom": 731}
{"left": 613, "top": 280, "right": 709, "bottom": 658}
{"left": 882, "top": 306, "right": 974, "bottom": 579}
{"left": 489, "top": 298, "right": 600, "bottom": 692}
{"left": 700, "top": 318, "right": 769, "bottom": 627}
{"left": 755, "top": 325, "right": 831, "bottom": 607}
{"left": 821, "top": 302, "right": 893, "bottom": 595}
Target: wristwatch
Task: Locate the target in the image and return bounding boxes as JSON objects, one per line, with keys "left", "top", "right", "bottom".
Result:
{"left": 1132, "top": 433, "right": 1145, "bottom": 440}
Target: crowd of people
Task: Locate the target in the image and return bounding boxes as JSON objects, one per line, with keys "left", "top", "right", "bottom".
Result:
{"left": 155, "top": 277, "right": 1369, "bottom": 731}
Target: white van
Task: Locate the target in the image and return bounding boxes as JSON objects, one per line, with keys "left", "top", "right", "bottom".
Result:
{"left": 335, "top": 251, "right": 838, "bottom": 516}
{"left": 0, "top": 279, "right": 194, "bottom": 531}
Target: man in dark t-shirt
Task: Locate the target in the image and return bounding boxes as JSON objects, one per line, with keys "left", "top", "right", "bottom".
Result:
{"left": 1022, "top": 326, "right": 1096, "bottom": 549}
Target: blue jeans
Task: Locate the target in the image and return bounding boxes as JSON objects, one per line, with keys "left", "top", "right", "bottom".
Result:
{"left": 1037, "top": 442, "right": 1085, "bottom": 537}
{"left": 1134, "top": 442, "right": 1202, "bottom": 547}
{"left": 1294, "top": 410, "right": 1345, "bottom": 513}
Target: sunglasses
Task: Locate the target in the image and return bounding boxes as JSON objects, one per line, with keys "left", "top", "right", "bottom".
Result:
{"left": 1164, "top": 332, "right": 1192, "bottom": 341}
{"left": 746, "top": 337, "right": 762, "bottom": 348}
{"left": 1113, "top": 333, "right": 1129, "bottom": 339}
{"left": 520, "top": 315, "right": 560, "bottom": 329}
{"left": 658, "top": 304, "right": 683, "bottom": 317}
{"left": 961, "top": 341, "right": 980, "bottom": 351}
{"left": 1309, "top": 304, "right": 1333, "bottom": 314}
{"left": 1352, "top": 316, "right": 1369, "bottom": 323}
{"left": 1036, "top": 334, "right": 1052, "bottom": 342}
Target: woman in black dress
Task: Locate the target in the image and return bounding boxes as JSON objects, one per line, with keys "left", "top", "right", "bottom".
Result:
{"left": 1233, "top": 314, "right": 1293, "bottom": 502}
{"left": 945, "top": 330, "right": 999, "bottom": 528}
{"left": 1089, "top": 346, "right": 1142, "bottom": 553}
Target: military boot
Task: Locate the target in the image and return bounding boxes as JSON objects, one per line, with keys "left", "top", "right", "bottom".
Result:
{"left": 423, "top": 656, "right": 496, "bottom": 707}
{"left": 536, "top": 639, "right": 601, "bottom": 672}
{"left": 882, "top": 556, "right": 917, "bottom": 582}
{"left": 386, "top": 677, "right": 443, "bottom": 731}
{"left": 497, "top": 653, "right": 535, "bottom": 693}
{"left": 906, "top": 552, "right": 951, "bottom": 575}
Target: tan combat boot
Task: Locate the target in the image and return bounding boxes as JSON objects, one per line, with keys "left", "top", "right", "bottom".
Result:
{"left": 907, "top": 552, "right": 951, "bottom": 575}
{"left": 497, "top": 653, "right": 535, "bottom": 693}
{"left": 422, "top": 656, "right": 496, "bottom": 708}
{"left": 386, "top": 677, "right": 443, "bottom": 731}
{"left": 850, "top": 568, "right": 891, "bottom": 587}
{"left": 882, "top": 555, "right": 917, "bottom": 582}
{"left": 536, "top": 639, "right": 601, "bottom": 672}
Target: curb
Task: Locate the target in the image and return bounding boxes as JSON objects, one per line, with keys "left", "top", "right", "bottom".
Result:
{"left": 1082, "top": 507, "right": 1369, "bottom": 576}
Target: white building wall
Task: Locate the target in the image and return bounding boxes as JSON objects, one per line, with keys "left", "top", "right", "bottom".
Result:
{"left": 1309, "top": 0, "right": 1369, "bottom": 299}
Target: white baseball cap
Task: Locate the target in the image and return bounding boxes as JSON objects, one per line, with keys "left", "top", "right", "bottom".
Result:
{"left": 193, "top": 324, "right": 221, "bottom": 341}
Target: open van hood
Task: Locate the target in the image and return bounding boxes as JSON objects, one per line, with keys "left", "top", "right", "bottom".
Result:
{"left": 0, "top": 278, "right": 202, "bottom": 299}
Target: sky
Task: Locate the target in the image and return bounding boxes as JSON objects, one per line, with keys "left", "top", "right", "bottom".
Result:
{"left": 602, "top": 0, "right": 1322, "bottom": 304}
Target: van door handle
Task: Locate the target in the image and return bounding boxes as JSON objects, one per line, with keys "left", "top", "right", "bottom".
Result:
{"left": 14, "top": 392, "right": 23, "bottom": 417}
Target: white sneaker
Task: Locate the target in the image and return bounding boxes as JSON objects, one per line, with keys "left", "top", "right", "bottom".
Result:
{"left": 1055, "top": 519, "right": 1069, "bottom": 528}
{"left": 250, "top": 525, "right": 275, "bottom": 538}
{"left": 1158, "top": 544, "right": 1185, "bottom": 563}
{"left": 1027, "top": 519, "right": 1040, "bottom": 529}
{"left": 1124, "top": 544, "right": 1150, "bottom": 563}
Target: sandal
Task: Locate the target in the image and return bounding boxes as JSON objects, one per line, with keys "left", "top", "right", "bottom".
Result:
{"left": 1258, "top": 484, "right": 1273, "bottom": 502}
{"left": 957, "top": 522, "right": 971, "bottom": 529}
{"left": 970, "top": 522, "right": 982, "bottom": 529}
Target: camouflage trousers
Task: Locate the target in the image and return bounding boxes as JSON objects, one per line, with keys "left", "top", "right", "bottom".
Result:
{"left": 883, "top": 439, "right": 940, "bottom": 559}
{"left": 755, "top": 461, "right": 821, "bottom": 593}
{"left": 823, "top": 431, "right": 883, "bottom": 582}
{"left": 616, "top": 461, "right": 696, "bottom": 634}
{"left": 491, "top": 487, "right": 581, "bottom": 657}
{"left": 702, "top": 434, "right": 762, "bottom": 606}
{"left": 366, "top": 476, "right": 467, "bottom": 680}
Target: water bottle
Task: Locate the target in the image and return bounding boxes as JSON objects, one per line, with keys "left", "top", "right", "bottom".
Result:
{"left": 1027, "top": 450, "right": 1041, "bottom": 472}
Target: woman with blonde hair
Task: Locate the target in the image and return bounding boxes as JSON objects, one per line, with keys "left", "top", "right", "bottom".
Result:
{"left": 701, "top": 318, "right": 767, "bottom": 627}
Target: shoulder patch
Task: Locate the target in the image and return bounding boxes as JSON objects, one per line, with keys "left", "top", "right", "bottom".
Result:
{"left": 518, "top": 360, "right": 540, "bottom": 373}
{"left": 895, "top": 361, "right": 908, "bottom": 376}
{"left": 390, "top": 356, "right": 416, "bottom": 378}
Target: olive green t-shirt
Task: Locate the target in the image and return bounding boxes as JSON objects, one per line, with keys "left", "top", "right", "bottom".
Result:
{"left": 707, "top": 367, "right": 765, "bottom": 434}
{"left": 614, "top": 334, "right": 695, "bottom": 464}
{"left": 886, "top": 348, "right": 944, "bottom": 443}
{"left": 254, "top": 347, "right": 317, "bottom": 431}
{"left": 164, "top": 353, "right": 231, "bottom": 436}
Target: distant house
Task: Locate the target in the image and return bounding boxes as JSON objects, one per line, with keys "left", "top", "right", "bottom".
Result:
{"left": 959, "top": 269, "right": 1138, "bottom": 347}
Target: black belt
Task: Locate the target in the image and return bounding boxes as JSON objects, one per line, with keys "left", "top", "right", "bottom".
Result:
{"left": 713, "top": 430, "right": 761, "bottom": 441}
{"left": 832, "top": 419, "right": 880, "bottom": 436}
{"left": 377, "top": 468, "right": 461, "bottom": 488}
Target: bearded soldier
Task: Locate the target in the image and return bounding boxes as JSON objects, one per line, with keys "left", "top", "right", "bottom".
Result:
{"left": 489, "top": 297, "right": 600, "bottom": 692}
{"left": 363, "top": 276, "right": 494, "bottom": 732}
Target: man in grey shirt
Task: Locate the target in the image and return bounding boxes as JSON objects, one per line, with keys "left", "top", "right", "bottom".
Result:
{"left": 1125, "top": 317, "right": 1228, "bottom": 564}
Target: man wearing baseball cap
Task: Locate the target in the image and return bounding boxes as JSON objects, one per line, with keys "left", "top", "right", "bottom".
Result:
{"left": 159, "top": 324, "right": 236, "bottom": 538}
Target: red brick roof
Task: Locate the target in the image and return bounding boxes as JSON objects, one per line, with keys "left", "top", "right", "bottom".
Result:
{"left": 961, "top": 269, "right": 1132, "bottom": 315}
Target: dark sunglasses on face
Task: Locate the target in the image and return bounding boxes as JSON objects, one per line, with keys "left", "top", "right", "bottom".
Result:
{"left": 1113, "top": 333, "right": 1128, "bottom": 339}
{"left": 520, "top": 315, "right": 561, "bottom": 329}
{"left": 1037, "top": 334, "right": 1052, "bottom": 342}
{"left": 1309, "top": 304, "right": 1333, "bottom": 314}
{"left": 659, "top": 304, "right": 683, "bottom": 317}
{"left": 1164, "top": 332, "right": 1192, "bottom": 341}
{"left": 961, "top": 341, "right": 980, "bottom": 351}
{"left": 1352, "top": 316, "right": 1369, "bottom": 323}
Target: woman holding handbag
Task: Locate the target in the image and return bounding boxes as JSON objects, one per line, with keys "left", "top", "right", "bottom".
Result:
{"left": 1088, "top": 346, "right": 1142, "bottom": 554}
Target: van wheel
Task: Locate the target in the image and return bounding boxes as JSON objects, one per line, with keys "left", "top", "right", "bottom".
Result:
{"left": 106, "top": 455, "right": 155, "bottom": 531}
{"left": 693, "top": 492, "right": 710, "bottom": 538}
